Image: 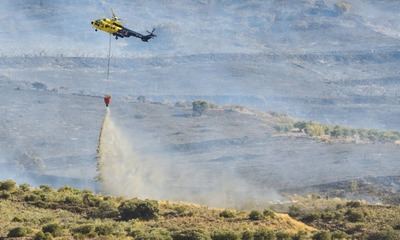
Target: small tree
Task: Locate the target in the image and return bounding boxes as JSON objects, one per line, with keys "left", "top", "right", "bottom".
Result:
{"left": 220, "top": 210, "right": 236, "bottom": 218}
{"left": 95, "top": 223, "right": 114, "bottom": 236}
{"left": 346, "top": 209, "right": 364, "bottom": 222}
{"left": 263, "top": 209, "right": 275, "bottom": 218}
{"left": 7, "top": 227, "right": 30, "bottom": 237}
{"left": 34, "top": 231, "right": 53, "bottom": 240}
{"left": 137, "top": 96, "right": 146, "bottom": 103}
{"left": 242, "top": 230, "right": 254, "bottom": 240}
{"left": 312, "top": 231, "right": 332, "bottom": 240}
{"left": 249, "top": 210, "right": 264, "bottom": 221}
{"left": 72, "top": 224, "right": 94, "bottom": 235}
{"left": 253, "top": 228, "right": 275, "bottom": 240}
{"left": 192, "top": 100, "right": 209, "bottom": 116}
{"left": 172, "top": 228, "right": 211, "bottom": 240}
{"left": 0, "top": 179, "right": 16, "bottom": 191}
{"left": 42, "top": 223, "right": 63, "bottom": 237}
{"left": 211, "top": 230, "right": 240, "bottom": 240}
{"left": 118, "top": 199, "right": 159, "bottom": 221}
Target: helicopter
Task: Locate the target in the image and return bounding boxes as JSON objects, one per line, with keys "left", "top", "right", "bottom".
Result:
{"left": 91, "top": 9, "right": 156, "bottom": 42}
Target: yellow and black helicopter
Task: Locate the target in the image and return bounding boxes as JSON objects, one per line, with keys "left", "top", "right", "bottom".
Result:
{"left": 91, "top": 10, "right": 156, "bottom": 42}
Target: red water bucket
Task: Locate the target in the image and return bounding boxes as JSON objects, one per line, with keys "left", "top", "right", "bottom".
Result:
{"left": 104, "top": 95, "right": 111, "bottom": 107}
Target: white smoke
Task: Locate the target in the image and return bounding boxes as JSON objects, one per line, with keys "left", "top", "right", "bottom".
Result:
{"left": 96, "top": 108, "right": 282, "bottom": 208}
{"left": 97, "top": 109, "right": 165, "bottom": 199}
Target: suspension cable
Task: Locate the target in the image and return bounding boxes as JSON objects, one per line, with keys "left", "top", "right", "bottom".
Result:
{"left": 106, "top": 34, "right": 112, "bottom": 81}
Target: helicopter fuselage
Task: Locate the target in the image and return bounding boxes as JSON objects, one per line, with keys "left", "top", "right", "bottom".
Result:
{"left": 91, "top": 18, "right": 122, "bottom": 35}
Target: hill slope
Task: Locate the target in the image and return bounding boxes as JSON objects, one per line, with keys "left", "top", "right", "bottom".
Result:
{"left": 0, "top": 180, "right": 314, "bottom": 239}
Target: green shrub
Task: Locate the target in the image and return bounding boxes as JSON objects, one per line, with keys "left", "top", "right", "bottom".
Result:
{"left": 249, "top": 210, "right": 264, "bottom": 221}
{"left": 24, "top": 193, "right": 41, "bottom": 203}
{"left": 212, "top": 230, "right": 240, "bottom": 240}
{"left": 0, "top": 190, "right": 11, "bottom": 199}
{"left": 288, "top": 205, "right": 302, "bottom": 218}
{"left": 0, "top": 180, "right": 16, "bottom": 191}
{"left": 294, "top": 121, "right": 307, "bottom": 130}
{"left": 330, "top": 125, "right": 343, "bottom": 137}
{"left": 365, "top": 229, "right": 400, "bottom": 240}
{"left": 275, "top": 232, "right": 292, "bottom": 240}
{"left": 34, "top": 231, "right": 53, "bottom": 240}
{"left": 72, "top": 224, "right": 95, "bottom": 235}
{"left": 172, "top": 228, "right": 211, "bottom": 240}
{"left": 12, "top": 216, "right": 23, "bottom": 222}
{"left": 263, "top": 209, "right": 275, "bottom": 218}
{"left": 346, "top": 209, "right": 364, "bottom": 222}
{"left": 130, "top": 228, "right": 172, "bottom": 240}
{"left": 63, "top": 195, "right": 82, "bottom": 205}
{"left": 331, "top": 231, "right": 348, "bottom": 239}
{"left": 82, "top": 193, "right": 102, "bottom": 207}
{"left": 95, "top": 223, "right": 114, "bottom": 236}
{"left": 312, "top": 231, "right": 332, "bottom": 240}
{"left": 39, "top": 185, "right": 52, "bottom": 192}
{"left": 19, "top": 183, "right": 31, "bottom": 192}
{"left": 253, "top": 229, "right": 276, "bottom": 240}
{"left": 273, "top": 124, "right": 293, "bottom": 132}
{"left": 242, "top": 230, "right": 254, "bottom": 240}
{"left": 118, "top": 199, "right": 159, "bottom": 220}
{"left": 346, "top": 201, "right": 362, "bottom": 208}
{"left": 42, "top": 223, "right": 63, "bottom": 237}
{"left": 89, "top": 200, "right": 119, "bottom": 219}
{"left": 171, "top": 205, "right": 193, "bottom": 217}
{"left": 292, "top": 231, "right": 308, "bottom": 240}
{"left": 220, "top": 210, "right": 236, "bottom": 218}
{"left": 301, "top": 212, "right": 321, "bottom": 223}
{"left": 192, "top": 100, "right": 209, "bottom": 116}
{"left": 7, "top": 227, "right": 30, "bottom": 237}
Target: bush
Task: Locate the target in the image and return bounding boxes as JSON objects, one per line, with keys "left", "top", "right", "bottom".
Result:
{"left": 331, "top": 231, "right": 348, "bottom": 239}
{"left": 301, "top": 212, "right": 321, "bottom": 223}
{"left": 288, "top": 205, "right": 302, "bottom": 218}
{"left": 253, "top": 229, "right": 276, "bottom": 240}
{"left": 346, "top": 209, "right": 364, "bottom": 222}
{"left": 365, "top": 229, "right": 400, "bottom": 240}
{"left": 39, "top": 185, "right": 52, "bottom": 192}
{"left": 34, "top": 231, "right": 53, "bottom": 240}
{"left": 275, "top": 232, "right": 291, "bottom": 240}
{"left": 263, "top": 209, "right": 275, "bottom": 218}
{"left": 212, "top": 230, "right": 240, "bottom": 240}
{"left": 137, "top": 96, "right": 146, "bottom": 103}
{"left": 19, "top": 183, "right": 31, "bottom": 191}
{"left": 220, "top": 210, "right": 236, "bottom": 218}
{"left": 0, "top": 179, "right": 16, "bottom": 191}
{"left": 312, "top": 231, "right": 332, "bottom": 240}
{"left": 63, "top": 195, "right": 82, "bottom": 205}
{"left": 192, "top": 100, "right": 209, "bottom": 116}
{"left": 12, "top": 216, "right": 23, "bottom": 222}
{"left": 291, "top": 231, "right": 308, "bottom": 240}
{"left": 118, "top": 199, "right": 159, "bottom": 220}
{"left": 0, "top": 190, "right": 11, "bottom": 199}
{"left": 249, "top": 210, "right": 264, "bottom": 221}
{"left": 7, "top": 227, "right": 30, "bottom": 237}
{"left": 82, "top": 193, "right": 102, "bottom": 207}
{"left": 42, "top": 223, "right": 63, "bottom": 237}
{"left": 346, "top": 201, "right": 362, "bottom": 208}
{"left": 24, "top": 193, "right": 41, "bottom": 202}
{"left": 172, "top": 228, "right": 211, "bottom": 240}
{"left": 242, "top": 230, "right": 254, "bottom": 240}
{"left": 89, "top": 200, "right": 119, "bottom": 219}
{"left": 130, "top": 228, "right": 172, "bottom": 240}
{"left": 72, "top": 224, "right": 95, "bottom": 235}
{"left": 95, "top": 223, "right": 114, "bottom": 236}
